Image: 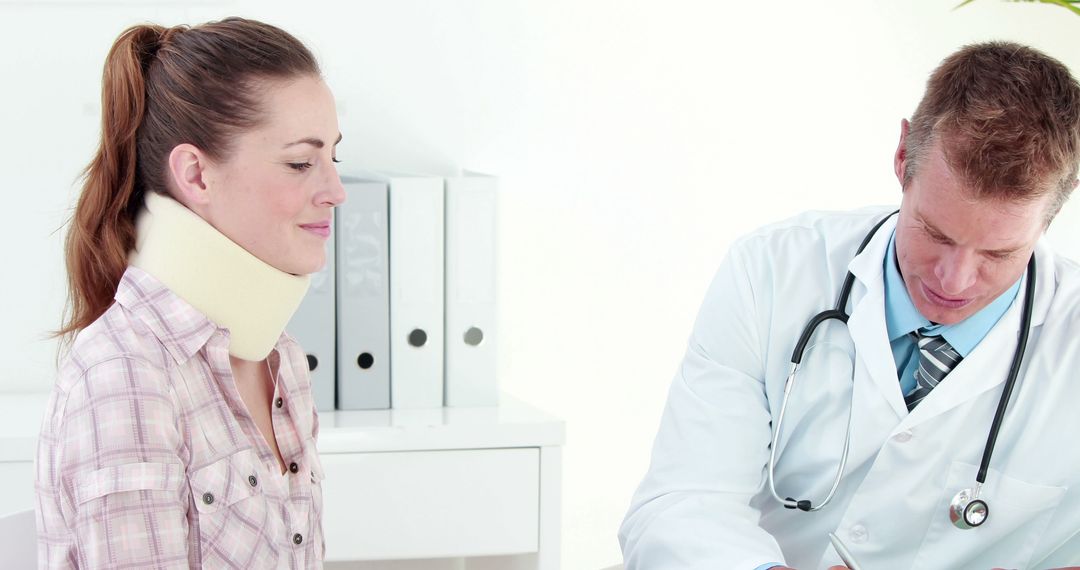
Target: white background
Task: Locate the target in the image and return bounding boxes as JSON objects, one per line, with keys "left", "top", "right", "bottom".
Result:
{"left": 1, "top": 1, "right": 1078, "bottom": 568}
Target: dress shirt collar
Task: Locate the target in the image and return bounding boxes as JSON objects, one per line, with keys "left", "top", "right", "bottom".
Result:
{"left": 882, "top": 229, "right": 1021, "bottom": 356}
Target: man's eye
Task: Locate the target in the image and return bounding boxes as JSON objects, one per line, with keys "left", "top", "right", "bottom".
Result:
{"left": 288, "top": 162, "right": 313, "bottom": 171}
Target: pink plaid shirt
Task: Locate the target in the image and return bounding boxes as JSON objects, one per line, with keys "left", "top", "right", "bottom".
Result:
{"left": 35, "top": 266, "right": 325, "bottom": 569}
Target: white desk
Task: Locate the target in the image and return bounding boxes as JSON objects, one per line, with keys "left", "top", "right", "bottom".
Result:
{"left": 0, "top": 392, "right": 564, "bottom": 570}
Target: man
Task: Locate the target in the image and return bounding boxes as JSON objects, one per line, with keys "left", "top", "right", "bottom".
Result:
{"left": 619, "top": 42, "right": 1080, "bottom": 569}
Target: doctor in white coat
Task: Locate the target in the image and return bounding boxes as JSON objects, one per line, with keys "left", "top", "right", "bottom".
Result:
{"left": 620, "top": 42, "right": 1080, "bottom": 570}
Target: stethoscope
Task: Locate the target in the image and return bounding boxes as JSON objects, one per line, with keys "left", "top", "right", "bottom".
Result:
{"left": 766, "top": 211, "right": 1037, "bottom": 530}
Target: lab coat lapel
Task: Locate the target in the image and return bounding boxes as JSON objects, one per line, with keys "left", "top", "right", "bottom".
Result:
{"left": 896, "top": 243, "right": 1055, "bottom": 431}
{"left": 846, "top": 215, "right": 909, "bottom": 422}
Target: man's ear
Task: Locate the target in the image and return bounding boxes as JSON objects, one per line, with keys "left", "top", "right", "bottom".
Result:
{"left": 167, "top": 143, "right": 213, "bottom": 207}
{"left": 894, "top": 118, "right": 910, "bottom": 189}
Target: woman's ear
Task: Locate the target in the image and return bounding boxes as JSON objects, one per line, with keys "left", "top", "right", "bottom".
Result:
{"left": 167, "top": 143, "right": 212, "bottom": 207}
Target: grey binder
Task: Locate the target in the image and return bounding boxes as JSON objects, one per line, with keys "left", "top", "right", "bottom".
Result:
{"left": 286, "top": 225, "right": 336, "bottom": 411}
{"left": 336, "top": 176, "right": 391, "bottom": 409}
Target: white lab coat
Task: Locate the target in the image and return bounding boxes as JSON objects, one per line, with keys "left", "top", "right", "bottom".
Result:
{"left": 619, "top": 207, "right": 1080, "bottom": 570}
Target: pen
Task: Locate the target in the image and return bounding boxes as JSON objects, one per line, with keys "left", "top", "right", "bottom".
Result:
{"left": 828, "top": 532, "right": 864, "bottom": 570}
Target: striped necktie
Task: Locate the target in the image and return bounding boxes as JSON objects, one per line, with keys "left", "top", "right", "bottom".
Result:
{"left": 904, "top": 330, "right": 962, "bottom": 411}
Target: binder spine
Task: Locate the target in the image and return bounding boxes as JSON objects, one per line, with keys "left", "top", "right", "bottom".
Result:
{"left": 336, "top": 178, "right": 391, "bottom": 409}
{"left": 444, "top": 174, "right": 499, "bottom": 407}
{"left": 286, "top": 228, "right": 336, "bottom": 411}
{"left": 389, "top": 177, "right": 445, "bottom": 408}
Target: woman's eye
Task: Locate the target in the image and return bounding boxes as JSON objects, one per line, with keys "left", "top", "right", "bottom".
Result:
{"left": 287, "top": 162, "right": 313, "bottom": 172}
{"left": 332, "top": 157, "right": 342, "bottom": 164}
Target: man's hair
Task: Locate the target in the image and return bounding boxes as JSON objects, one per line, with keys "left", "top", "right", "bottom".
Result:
{"left": 904, "top": 41, "right": 1080, "bottom": 221}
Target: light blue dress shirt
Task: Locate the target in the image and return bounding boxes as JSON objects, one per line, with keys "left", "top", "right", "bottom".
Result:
{"left": 754, "top": 229, "right": 1020, "bottom": 570}
{"left": 882, "top": 229, "right": 1021, "bottom": 392}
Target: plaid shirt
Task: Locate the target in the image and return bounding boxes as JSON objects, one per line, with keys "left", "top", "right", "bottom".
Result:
{"left": 35, "top": 266, "right": 325, "bottom": 569}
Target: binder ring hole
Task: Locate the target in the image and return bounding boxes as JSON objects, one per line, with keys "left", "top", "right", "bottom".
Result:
{"left": 408, "top": 329, "right": 428, "bottom": 348}
{"left": 464, "top": 327, "right": 484, "bottom": 347}
{"left": 306, "top": 354, "right": 319, "bottom": 372}
{"left": 357, "top": 353, "right": 374, "bottom": 370}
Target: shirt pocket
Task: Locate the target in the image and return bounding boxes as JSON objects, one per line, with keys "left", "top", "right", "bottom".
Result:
{"left": 912, "top": 460, "right": 1066, "bottom": 570}
{"left": 188, "top": 448, "right": 272, "bottom": 565}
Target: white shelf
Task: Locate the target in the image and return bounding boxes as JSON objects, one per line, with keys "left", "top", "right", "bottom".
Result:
{"left": 319, "top": 396, "right": 564, "bottom": 453}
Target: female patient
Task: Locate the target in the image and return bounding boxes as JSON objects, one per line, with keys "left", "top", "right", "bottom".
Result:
{"left": 35, "top": 17, "right": 344, "bottom": 568}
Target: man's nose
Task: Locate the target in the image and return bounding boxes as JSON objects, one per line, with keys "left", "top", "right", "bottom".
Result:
{"left": 934, "top": 249, "right": 978, "bottom": 296}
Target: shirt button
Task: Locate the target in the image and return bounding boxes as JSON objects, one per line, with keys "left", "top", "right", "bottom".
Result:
{"left": 202, "top": 492, "right": 214, "bottom": 505}
{"left": 849, "top": 524, "right": 868, "bottom": 544}
{"left": 275, "top": 397, "right": 283, "bottom": 409}
{"left": 248, "top": 475, "right": 258, "bottom": 487}
{"left": 293, "top": 533, "right": 303, "bottom": 545}
{"left": 289, "top": 462, "right": 299, "bottom": 474}
{"left": 894, "top": 431, "right": 913, "bottom": 443}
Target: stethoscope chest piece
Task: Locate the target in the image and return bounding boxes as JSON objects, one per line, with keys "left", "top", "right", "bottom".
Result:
{"left": 949, "top": 488, "right": 989, "bottom": 529}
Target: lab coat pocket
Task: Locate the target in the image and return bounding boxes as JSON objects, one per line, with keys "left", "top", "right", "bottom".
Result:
{"left": 912, "top": 460, "right": 1065, "bottom": 570}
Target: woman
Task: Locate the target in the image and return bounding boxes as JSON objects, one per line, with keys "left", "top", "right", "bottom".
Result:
{"left": 35, "top": 17, "right": 344, "bottom": 568}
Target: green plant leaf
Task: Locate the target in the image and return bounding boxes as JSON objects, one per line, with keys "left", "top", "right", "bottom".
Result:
{"left": 1039, "top": 0, "right": 1080, "bottom": 14}
{"left": 957, "top": 0, "right": 1080, "bottom": 14}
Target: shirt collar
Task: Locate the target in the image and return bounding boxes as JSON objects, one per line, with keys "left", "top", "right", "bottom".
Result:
{"left": 114, "top": 265, "right": 289, "bottom": 365}
{"left": 882, "top": 229, "right": 1021, "bottom": 356}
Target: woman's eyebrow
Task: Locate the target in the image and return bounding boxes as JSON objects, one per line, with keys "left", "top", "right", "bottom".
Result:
{"left": 282, "top": 133, "right": 343, "bottom": 149}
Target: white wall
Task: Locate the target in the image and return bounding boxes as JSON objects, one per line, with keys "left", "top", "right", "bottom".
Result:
{"left": 2, "top": 1, "right": 1078, "bottom": 568}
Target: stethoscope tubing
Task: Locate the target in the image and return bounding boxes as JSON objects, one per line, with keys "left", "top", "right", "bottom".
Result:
{"left": 770, "top": 211, "right": 897, "bottom": 512}
{"left": 768, "top": 210, "right": 1037, "bottom": 520}
{"left": 768, "top": 358, "right": 854, "bottom": 512}
{"left": 975, "top": 254, "right": 1036, "bottom": 486}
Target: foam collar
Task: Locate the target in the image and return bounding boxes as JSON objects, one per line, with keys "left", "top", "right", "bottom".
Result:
{"left": 129, "top": 191, "right": 310, "bottom": 361}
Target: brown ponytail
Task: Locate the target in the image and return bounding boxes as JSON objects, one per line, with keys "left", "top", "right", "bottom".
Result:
{"left": 54, "top": 18, "right": 320, "bottom": 350}
{"left": 55, "top": 25, "right": 162, "bottom": 349}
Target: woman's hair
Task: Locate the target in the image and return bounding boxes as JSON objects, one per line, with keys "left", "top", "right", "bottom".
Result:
{"left": 904, "top": 41, "right": 1080, "bottom": 221}
{"left": 55, "top": 17, "right": 320, "bottom": 349}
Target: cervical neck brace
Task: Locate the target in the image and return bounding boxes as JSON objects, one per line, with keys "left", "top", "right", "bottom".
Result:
{"left": 129, "top": 191, "right": 310, "bottom": 361}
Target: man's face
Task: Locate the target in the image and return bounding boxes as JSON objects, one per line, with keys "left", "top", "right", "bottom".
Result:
{"left": 893, "top": 128, "right": 1050, "bottom": 325}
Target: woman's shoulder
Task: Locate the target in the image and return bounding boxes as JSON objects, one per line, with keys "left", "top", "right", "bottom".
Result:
{"left": 57, "top": 301, "right": 174, "bottom": 399}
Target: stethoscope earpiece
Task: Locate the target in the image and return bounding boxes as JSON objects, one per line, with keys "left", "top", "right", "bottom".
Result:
{"left": 949, "top": 488, "right": 989, "bottom": 529}
{"left": 784, "top": 497, "right": 812, "bottom": 511}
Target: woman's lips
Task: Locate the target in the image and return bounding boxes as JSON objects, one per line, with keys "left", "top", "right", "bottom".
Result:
{"left": 300, "top": 222, "right": 331, "bottom": 238}
{"left": 920, "top": 281, "right": 972, "bottom": 309}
